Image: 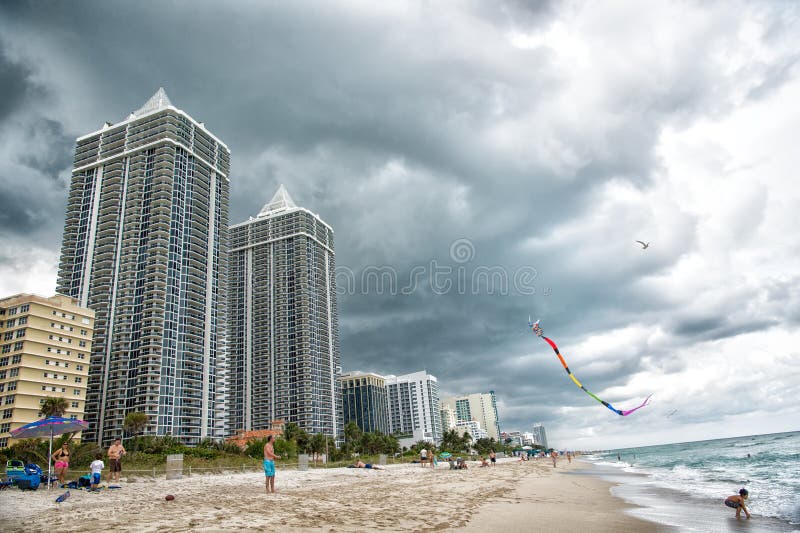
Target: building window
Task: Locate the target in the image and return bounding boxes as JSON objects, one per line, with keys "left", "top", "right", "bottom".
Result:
{"left": 4, "top": 395, "right": 14, "bottom": 405}
{"left": 0, "top": 371, "right": 5, "bottom": 379}
{"left": 71, "top": 401, "right": 79, "bottom": 408}
{"left": 0, "top": 346, "right": 8, "bottom": 354}
{"left": 15, "top": 329, "right": 25, "bottom": 338}
{"left": 6, "top": 382, "right": 16, "bottom": 391}
{"left": 73, "top": 389, "right": 81, "bottom": 396}
{"left": 78, "top": 354, "right": 85, "bottom": 360}
{"left": 76, "top": 365, "right": 83, "bottom": 371}
{"left": 2, "top": 409, "right": 12, "bottom": 419}
{"left": 0, "top": 437, "right": 7, "bottom": 448}
{"left": 3, "top": 333, "right": 12, "bottom": 341}
{"left": 11, "top": 355, "right": 21, "bottom": 364}
{"left": 0, "top": 384, "right": 4, "bottom": 392}
{"left": 74, "top": 377, "right": 82, "bottom": 383}
{"left": 19, "top": 305, "right": 29, "bottom": 313}
{"left": 0, "top": 422, "right": 10, "bottom": 433}
{"left": 13, "top": 342, "right": 23, "bottom": 351}
{"left": 80, "top": 329, "right": 87, "bottom": 336}
{"left": 18, "top": 316, "right": 27, "bottom": 325}
{"left": 78, "top": 340, "right": 86, "bottom": 347}
{"left": 5, "top": 320, "right": 14, "bottom": 328}
{"left": 9, "top": 369, "right": 18, "bottom": 377}
{"left": 7, "top": 308, "right": 16, "bottom": 316}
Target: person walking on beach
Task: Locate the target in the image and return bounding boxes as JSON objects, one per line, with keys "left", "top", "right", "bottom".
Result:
{"left": 52, "top": 443, "right": 70, "bottom": 485}
{"left": 420, "top": 447, "right": 428, "bottom": 467}
{"left": 107, "top": 438, "right": 126, "bottom": 483}
{"left": 489, "top": 450, "right": 496, "bottom": 466}
{"left": 725, "top": 488, "right": 751, "bottom": 520}
{"left": 551, "top": 450, "right": 558, "bottom": 468}
{"left": 263, "top": 435, "right": 281, "bottom": 494}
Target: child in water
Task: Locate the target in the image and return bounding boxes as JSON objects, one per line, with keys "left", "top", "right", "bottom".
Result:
{"left": 725, "top": 488, "right": 751, "bottom": 520}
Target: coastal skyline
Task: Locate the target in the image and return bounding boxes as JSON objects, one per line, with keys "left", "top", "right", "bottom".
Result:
{"left": 1, "top": 1, "right": 798, "bottom": 450}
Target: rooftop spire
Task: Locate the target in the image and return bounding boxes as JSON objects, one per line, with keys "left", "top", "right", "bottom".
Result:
{"left": 258, "top": 184, "right": 297, "bottom": 216}
{"left": 132, "top": 87, "right": 173, "bottom": 117}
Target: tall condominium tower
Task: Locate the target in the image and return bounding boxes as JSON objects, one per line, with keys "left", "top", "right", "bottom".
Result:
{"left": 532, "top": 423, "right": 548, "bottom": 450}
{"left": 56, "top": 89, "right": 230, "bottom": 445}
{"left": 228, "top": 185, "right": 341, "bottom": 439}
{"left": 340, "top": 371, "right": 389, "bottom": 434}
{"left": 385, "top": 371, "right": 441, "bottom": 447}
{"left": 441, "top": 391, "right": 501, "bottom": 441}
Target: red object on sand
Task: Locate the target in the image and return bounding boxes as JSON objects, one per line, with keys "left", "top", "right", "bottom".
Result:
{"left": 165, "top": 495, "right": 175, "bottom": 501}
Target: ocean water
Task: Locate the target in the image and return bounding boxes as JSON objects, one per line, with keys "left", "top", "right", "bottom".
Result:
{"left": 584, "top": 431, "right": 800, "bottom": 532}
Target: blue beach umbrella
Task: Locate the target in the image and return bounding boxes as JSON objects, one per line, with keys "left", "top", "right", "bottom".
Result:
{"left": 439, "top": 451, "right": 452, "bottom": 459}
{"left": 10, "top": 416, "right": 90, "bottom": 489}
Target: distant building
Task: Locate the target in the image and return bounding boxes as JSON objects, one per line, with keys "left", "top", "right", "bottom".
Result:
{"left": 385, "top": 371, "right": 441, "bottom": 447}
{"left": 439, "top": 403, "right": 457, "bottom": 432}
{"left": 56, "top": 88, "right": 230, "bottom": 445}
{"left": 532, "top": 423, "right": 548, "bottom": 449}
{"left": 521, "top": 431, "right": 535, "bottom": 446}
{"left": 340, "top": 372, "right": 388, "bottom": 434}
{"left": 0, "top": 294, "right": 94, "bottom": 448}
{"left": 440, "top": 391, "right": 500, "bottom": 441}
{"left": 227, "top": 185, "right": 341, "bottom": 439}
{"left": 505, "top": 430, "right": 523, "bottom": 447}
{"left": 455, "top": 420, "right": 488, "bottom": 442}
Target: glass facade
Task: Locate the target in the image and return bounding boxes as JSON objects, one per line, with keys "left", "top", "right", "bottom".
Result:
{"left": 227, "top": 187, "right": 341, "bottom": 439}
{"left": 56, "top": 89, "right": 230, "bottom": 445}
{"left": 341, "top": 372, "right": 388, "bottom": 434}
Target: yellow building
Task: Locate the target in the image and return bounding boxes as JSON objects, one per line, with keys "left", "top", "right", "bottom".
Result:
{"left": 0, "top": 294, "right": 94, "bottom": 448}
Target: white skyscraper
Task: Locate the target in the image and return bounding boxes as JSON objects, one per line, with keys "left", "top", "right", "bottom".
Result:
{"left": 532, "top": 423, "right": 548, "bottom": 449}
{"left": 385, "top": 371, "right": 440, "bottom": 447}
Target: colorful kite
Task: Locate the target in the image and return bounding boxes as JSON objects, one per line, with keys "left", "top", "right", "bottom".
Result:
{"left": 529, "top": 319, "right": 651, "bottom": 416}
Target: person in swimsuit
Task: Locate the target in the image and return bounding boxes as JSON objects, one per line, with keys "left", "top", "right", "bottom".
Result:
{"left": 263, "top": 434, "right": 281, "bottom": 494}
{"left": 725, "top": 488, "right": 751, "bottom": 520}
{"left": 52, "top": 443, "right": 70, "bottom": 484}
{"left": 489, "top": 450, "right": 496, "bottom": 466}
{"left": 352, "top": 460, "right": 384, "bottom": 470}
{"left": 107, "top": 438, "right": 126, "bottom": 483}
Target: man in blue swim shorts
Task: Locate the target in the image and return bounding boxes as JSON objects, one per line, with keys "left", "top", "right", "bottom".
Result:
{"left": 263, "top": 435, "right": 281, "bottom": 494}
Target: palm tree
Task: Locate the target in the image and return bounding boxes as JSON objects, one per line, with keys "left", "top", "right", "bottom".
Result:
{"left": 39, "top": 397, "right": 68, "bottom": 418}
{"left": 123, "top": 412, "right": 148, "bottom": 451}
{"left": 283, "top": 422, "right": 301, "bottom": 443}
{"left": 123, "top": 412, "right": 148, "bottom": 437}
{"left": 344, "top": 421, "right": 362, "bottom": 450}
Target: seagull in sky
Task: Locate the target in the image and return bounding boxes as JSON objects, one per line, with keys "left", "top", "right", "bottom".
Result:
{"left": 635, "top": 240, "right": 650, "bottom": 249}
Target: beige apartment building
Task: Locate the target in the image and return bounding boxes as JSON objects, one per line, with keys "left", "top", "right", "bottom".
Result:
{"left": 0, "top": 294, "right": 94, "bottom": 448}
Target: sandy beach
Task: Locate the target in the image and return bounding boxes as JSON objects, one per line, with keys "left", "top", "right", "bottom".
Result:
{"left": 0, "top": 458, "right": 664, "bottom": 532}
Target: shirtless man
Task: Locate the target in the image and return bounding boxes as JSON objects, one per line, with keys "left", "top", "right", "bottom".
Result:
{"left": 107, "top": 438, "right": 126, "bottom": 483}
{"left": 263, "top": 435, "right": 281, "bottom": 494}
{"left": 725, "top": 489, "right": 751, "bottom": 520}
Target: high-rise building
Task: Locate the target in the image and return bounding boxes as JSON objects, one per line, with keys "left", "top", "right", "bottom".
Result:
{"left": 340, "top": 372, "right": 388, "bottom": 434}
{"left": 0, "top": 294, "right": 94, "bottom": 448}
{"left": 56, "top": 88, "right": 230, "bottom": 445}
{"left": 532, "top": 423, "right": 548, "bottom": 450}
{"left": 227, "top": 185, "right": 340, "bottom": 439}
{"left": 441, "top": 391, "right": 501, "bottom": 441}
{"left": 385, "top": 371, "right": 440, "bottom": 447}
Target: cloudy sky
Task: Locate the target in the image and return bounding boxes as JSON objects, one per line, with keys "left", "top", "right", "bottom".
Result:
{"left": 1, "top": 0, "right": 798, "bottom": 450}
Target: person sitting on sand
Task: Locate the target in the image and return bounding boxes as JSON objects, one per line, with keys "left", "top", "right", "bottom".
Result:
{"left": 480, "top": 457, "right": 489, "bottom": 467}
{"left": 725, "top": 488, "right": 751, "bottom": 520}
{"left": 352, "top": 460, "right": 384, "bottom": 470}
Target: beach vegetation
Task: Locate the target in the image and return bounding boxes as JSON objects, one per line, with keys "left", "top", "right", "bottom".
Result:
{"left": 39, "top": 396, "right": 69, "bottom": 418}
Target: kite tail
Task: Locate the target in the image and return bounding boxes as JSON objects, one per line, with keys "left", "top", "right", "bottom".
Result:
{"left": 541, "top": 336, "right": 647, "bottom": 417}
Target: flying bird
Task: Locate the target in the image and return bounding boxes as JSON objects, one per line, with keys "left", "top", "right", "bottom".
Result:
{"left": 635, "top": 240, "right": 650, "bottom": 249}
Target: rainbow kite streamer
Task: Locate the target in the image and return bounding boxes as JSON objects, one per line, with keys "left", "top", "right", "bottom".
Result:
{"left": 530, "top": 319, "right": 651, "bottom": 416}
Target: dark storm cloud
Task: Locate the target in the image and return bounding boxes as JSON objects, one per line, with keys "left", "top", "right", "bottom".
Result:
{"left": 0, "top": 42, "right": 42, "bottom": 122}
{"left": 1, "top": 1, "right": 798, "bottom": 442}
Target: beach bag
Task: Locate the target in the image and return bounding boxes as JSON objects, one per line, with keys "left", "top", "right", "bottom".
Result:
{"left": 78, "top": 475, "right": 91, "bottom": 488}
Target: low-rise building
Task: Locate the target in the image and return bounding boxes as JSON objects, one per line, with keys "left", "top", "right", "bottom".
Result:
{"left": 0, "top": 294, "right": 94, "bottom": 448}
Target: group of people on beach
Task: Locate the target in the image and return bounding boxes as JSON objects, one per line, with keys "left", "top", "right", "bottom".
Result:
{"left": 49, "top": 437, "right": 127, "bottom": 488}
